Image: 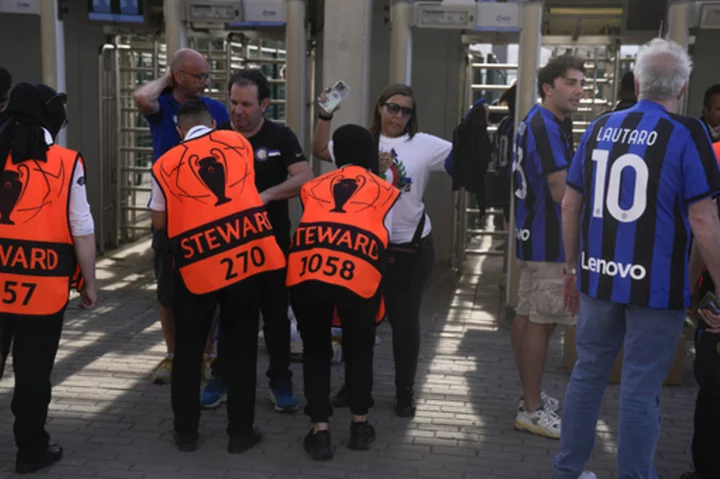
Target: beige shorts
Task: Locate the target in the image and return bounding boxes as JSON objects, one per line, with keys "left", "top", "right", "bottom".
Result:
{"left": 516, "top": 260, "right": 576, "bottom": 325}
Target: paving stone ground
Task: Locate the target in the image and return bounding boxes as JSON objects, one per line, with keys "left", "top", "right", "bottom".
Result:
{"left": 0, "top": 237, "right": 698, "bottom": 478}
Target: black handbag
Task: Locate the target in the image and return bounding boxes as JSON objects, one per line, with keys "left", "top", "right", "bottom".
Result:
{"left": 387, "top": 209, "right": 426, "bottom": 258}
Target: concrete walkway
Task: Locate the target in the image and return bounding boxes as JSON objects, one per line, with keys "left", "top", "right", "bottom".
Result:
{"left": 0, "top": 238, "right": 696, "bottom": 478}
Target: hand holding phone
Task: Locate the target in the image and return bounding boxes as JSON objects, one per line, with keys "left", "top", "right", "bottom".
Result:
{"left": 318, "top": 80, "right": 351, "bottom": 115}
{"left": 697, "top": 292, "right": 720, "bottom": 314}
{"left": 697, "top": 292, "right": 720, "bottom": 333}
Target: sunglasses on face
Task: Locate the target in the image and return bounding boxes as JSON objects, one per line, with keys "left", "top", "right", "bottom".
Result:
{"left": 180, "top": 70, "right": 210, "bottom": 81}
{"left": 383, "top": 102, "right": 413, "bottom": 118}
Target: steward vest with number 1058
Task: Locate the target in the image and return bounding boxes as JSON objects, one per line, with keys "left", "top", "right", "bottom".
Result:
{"left": 152, "top": 129, "right": 286, "bottom": 295}
{"left": 287, "top": 165, "right": 400, "bottom": 299}
{"left": 0, "top": 146, "right": 83, "bottom": 315}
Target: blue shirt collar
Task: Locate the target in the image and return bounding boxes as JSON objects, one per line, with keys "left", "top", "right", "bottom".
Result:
{"left": 632, "top": 99, "right": 669, "bottom": 112}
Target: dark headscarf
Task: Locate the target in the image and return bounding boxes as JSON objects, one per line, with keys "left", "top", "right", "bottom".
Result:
{"left": 0, "top": 82, "right": 67, "bottom": 168}
{"left": 332, "top": 124, "right": 379, "bottom": 174}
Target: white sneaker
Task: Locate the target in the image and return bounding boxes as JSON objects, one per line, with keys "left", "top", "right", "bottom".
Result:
{"left": 518, "top": 391, "right": 561, "bottom": 413}
{"left": 150, "top": 355, "right": 172, "bottom": 385}
{"left": 579, "top": 473, "right": 597, "bottom": 479}
{"left": 514, "top": 405, "right": 561, "bottom": 439}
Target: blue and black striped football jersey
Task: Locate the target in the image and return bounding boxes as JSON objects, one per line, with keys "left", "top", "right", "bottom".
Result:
{"left": 490, "top": 115, "right": 514, "bottom": 177}
{"left": 513, "top": 104, "right": 574, "bottom": 263}
{"left": 567, "top": 100, "right": 720, "bottom": 309}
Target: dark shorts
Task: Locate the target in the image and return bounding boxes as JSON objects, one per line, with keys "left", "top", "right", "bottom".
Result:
{"left": 152, "top": 231, "right": 176, "bottom": 309}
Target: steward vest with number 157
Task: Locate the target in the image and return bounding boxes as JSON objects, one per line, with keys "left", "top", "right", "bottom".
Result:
{"left": 0, "top": 146, "right": 83, "bottom": 315}
{"left": 152, "top": 129, "right": 286, "bottom": 294}
{"left": 287, "top": 165, "right": 400, "bottom": 298}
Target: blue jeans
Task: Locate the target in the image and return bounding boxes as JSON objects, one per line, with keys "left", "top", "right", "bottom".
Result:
{"left": 553, "top": 294, "right": 685, "bottom": 479}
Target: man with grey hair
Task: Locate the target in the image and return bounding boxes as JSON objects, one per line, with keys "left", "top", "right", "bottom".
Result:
{"left": 553, "top": 38, "right": 720, "bottom": 479}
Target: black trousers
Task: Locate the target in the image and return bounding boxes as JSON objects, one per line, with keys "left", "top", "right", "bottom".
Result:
{"left": 290, "top": 281, "right": 379, "bottom": 423}
{"left": 691, "top": 322, "right": 720, "bottom": 478}
{"left": 385, "top": 234, "right": 435, "bottom": 391}
{"left": 171, "top": 276, "right": 261, "bottom": 436}
{"left": 1, "top": 309, "right": 65, "bottom": 454}
{"left": 212, "top": 266, "right": 291, "bottom": 388}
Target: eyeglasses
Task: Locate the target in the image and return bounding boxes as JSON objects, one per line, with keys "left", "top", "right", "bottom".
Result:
{"left": 180, "top": 70, "right": 210, "bottom": 81}
{"left": 383, "top": 102, "right": 413, "bottom": 118}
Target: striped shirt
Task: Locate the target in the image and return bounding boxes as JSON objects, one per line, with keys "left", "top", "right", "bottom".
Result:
{"left": 491, "top": 114, "right": 514, "bottom": 176}
{"left": 567, "top": 100, "right": 720, "bottom": 309}
{"left": 513, "top": 104, "right": 574, "bottom": 263}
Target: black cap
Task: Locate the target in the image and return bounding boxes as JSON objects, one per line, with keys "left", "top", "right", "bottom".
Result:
{"left": 332, "top": 124, "right": 377, "bottom": 171}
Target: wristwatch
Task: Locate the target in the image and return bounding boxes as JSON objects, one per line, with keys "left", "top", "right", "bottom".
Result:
{"left": 318, "top": 112, "right": 333, "bottom": 121}
{"left": 563, "top": 266, "right": 578, "bottom": 275}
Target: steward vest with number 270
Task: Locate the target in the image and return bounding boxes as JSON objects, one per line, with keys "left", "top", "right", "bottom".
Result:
{"left": 287, "top": 165, "right": 400, "bottom": 298}
{"left": 0, "top": 146, "right": 83, "bottom": 315}
{"left": 152, "top": 129, "right": 286, "bottom": 295}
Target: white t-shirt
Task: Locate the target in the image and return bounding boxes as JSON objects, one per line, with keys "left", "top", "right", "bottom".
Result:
{"left": 330, "top": 132, "right": 452, "bottom": 244}
{"left": 43, "top": 129, "right": 94, "bottom": 236}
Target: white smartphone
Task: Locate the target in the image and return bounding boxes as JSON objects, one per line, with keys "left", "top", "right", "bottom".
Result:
{"left": 319, "top": 80, "right": 351, "bottom": 113}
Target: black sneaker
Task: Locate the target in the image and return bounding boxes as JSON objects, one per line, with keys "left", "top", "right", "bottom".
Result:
{"left": 228, "top": 425, "right": 262, "bottom": 454}
{"left": 395, "top": 387, "right": 416, "bottom": 418}
{"left": 348, "top": 421, "right": 376, "bottom": 451}
{"left": 332, "top": 384, "right": 349, "bottom": 408}
{"left": 173, "top": 431, "right": 199, "bottom": 452}
{"left": 303, "top": 429, "right": 333, "bottom": 460}
{"left": 16, "top": 444, "right": 63, "bottom": 474}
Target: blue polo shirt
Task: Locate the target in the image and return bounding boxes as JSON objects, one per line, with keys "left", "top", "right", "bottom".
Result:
{"left": 144, "top": 90, "right": 229, "bottom": 162}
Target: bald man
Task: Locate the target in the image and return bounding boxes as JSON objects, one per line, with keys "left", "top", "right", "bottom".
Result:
{"left": 133, "top": 48, "right": 229, "bottom": 384}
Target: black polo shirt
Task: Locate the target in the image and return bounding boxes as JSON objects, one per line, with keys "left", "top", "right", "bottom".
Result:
{"left": 218, "top": 119, "right": 307, "bottom": 251}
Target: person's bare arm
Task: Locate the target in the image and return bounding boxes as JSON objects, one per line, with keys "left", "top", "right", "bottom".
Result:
{"left": 561, "top": 187, "right": 583, "bottom": 315}
{"left": 152, "top": 210, "right": 167, "bottom": 231}
{"left": 689, "top": 240, "right": 706, "bottom": 297}
{"left": 547, "top": 169, "right": 568, "bottom": 204}
{"left": 311, "top": 87, "right": 337, "bottom": 162}
{"left": 260, "top": 162, "right": 313, "bottom": 204}
{"left": 312, "top": 118, "right": 333, "bottom": 162}
{"left": 689, "top": 198, "right": 720, "bottom": 290}
{"left": 72, "top": 234, "right": 97, "bottom": 308}
{"left": 133, "top": 70, "right": 172, "bottom": 116}
{"left": 562, "top": 187, "right": 583, "bottom": 267}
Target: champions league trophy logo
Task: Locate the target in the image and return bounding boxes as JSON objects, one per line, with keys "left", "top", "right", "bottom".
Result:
{"left": 329, "top": 174, "right": 365, "bottom": 213}
{"left": 0, "top": 170, "right": 24, "bottom": 225}
{"left": 196, "top": 155, "right": 231, "bottom": 206}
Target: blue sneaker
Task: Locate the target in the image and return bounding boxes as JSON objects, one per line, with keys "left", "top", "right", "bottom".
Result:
{"left": 200, "top": 377, "right": 228, "bottom": 409}
{"left": 269, "top": 382, "right": 299, "bottom": 413}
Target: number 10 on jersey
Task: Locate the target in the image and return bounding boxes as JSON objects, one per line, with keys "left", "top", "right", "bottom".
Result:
{"left": 590, "top": 149, "right": 648, "bottom": 223}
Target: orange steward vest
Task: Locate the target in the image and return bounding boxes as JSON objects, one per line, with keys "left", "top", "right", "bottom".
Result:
{"left": 152, "top": 129, "right": 286, "bottom": 295}
{"left": 286, "top": 165, "right": 399, "bottom": 300}
{"left": 0, "top": 146, "right": 82, "bottom": 315}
